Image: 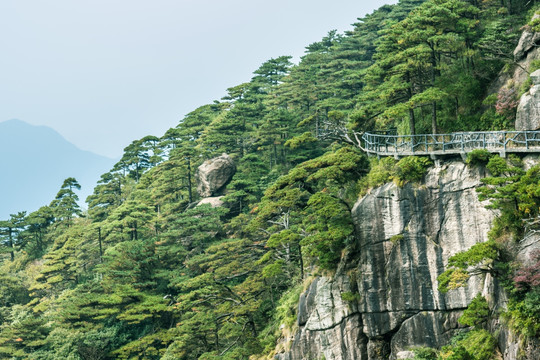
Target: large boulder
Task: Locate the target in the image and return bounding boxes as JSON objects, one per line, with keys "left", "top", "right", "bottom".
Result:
{"left": 196, "top": 153, "right": 236, "bottom": 197}
{"left": 515, "top": 69, "right": 540, "bottom": 131}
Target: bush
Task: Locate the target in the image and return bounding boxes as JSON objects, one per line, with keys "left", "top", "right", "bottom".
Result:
{"left": 518, "top": 60, "right": 540, "bottom": 96}
{"left": 503, "top": 250, "right": 540, "bottom": 337}
{"left": 459, "top": 329, "right": 497, "bottom": 360}
{"left": 365, "top": 157, "right": 396, "bottom": 188}
{"left": 466, "top": 149, "right": 492, "bottom": 167}
{"left": 341, "top": 291, "right": 360, "bottom": 302}
{"left": 394, "top": 156, "right": 432, "bottom": 187}
{"left": 390, "top": 234, "right": 404, "bottom": 244}
{"left": 440, "top": 330, "right": 496, "bottom": 360}
{"left": 411, "top": 347, "right": 437, "bottom": 359}
{"left": 360, "top": 156, "right": 432, "bottom": 193}
{"left": 459, "top": 294, "right": 489, "bottom": 328}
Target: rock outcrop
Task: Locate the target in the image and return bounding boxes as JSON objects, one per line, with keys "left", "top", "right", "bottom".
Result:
{"left": 276, "top": 277, "right": 368, "bottom": 360}
{"left": 515, "top": 69, "right": 540, "bottom": 131}
{"left": 196, "top": 196, "right": 225, "bottom": 208}
{"left": 196, "top": 153, "right": 236, "bottom": 198}
{"left": 514, "top": 14, "right": 540, "bottom": 62}
{"left": 488, "top": 13, "right": 540, "bottom": 99}
{"left": 276, "top": 161, "right": 498, "bottom": 360}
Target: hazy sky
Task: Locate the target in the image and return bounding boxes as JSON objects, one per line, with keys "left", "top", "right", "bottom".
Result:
{"left": 1, "top": 0, "right": 396, "bottom": 158}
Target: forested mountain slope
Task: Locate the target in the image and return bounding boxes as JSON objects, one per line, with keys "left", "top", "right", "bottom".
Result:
{"left": 1, "top": 0, "right": 540, "bottom": 359}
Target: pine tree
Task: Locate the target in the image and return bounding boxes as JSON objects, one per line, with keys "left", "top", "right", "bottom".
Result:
{"left": 50, "top": 177, "right": 82, "bottom": 225}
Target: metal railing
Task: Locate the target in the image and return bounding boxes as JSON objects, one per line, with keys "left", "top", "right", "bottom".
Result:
{"left": 361, "top": 130, "right": 540, "bottom": 156}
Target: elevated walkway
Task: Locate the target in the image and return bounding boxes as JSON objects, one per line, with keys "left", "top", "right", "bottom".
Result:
{"left": 360, "top": 130, "right": 540, "bottom": 158}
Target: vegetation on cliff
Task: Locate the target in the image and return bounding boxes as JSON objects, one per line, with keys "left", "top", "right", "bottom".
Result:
{"left": 1, "top": 0, "right": 540, "bottom": 358}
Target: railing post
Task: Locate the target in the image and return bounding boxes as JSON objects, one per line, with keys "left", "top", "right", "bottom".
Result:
{"left": 425, "top": 135, "right": 428, "bottom": 152}
{"left": 483, "top": 133, "right": 485, "bottom": 149}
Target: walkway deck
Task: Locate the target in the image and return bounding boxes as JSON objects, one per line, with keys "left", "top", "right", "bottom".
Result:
{"left": 360, "top": 130, "right": 540, "bottom": 158}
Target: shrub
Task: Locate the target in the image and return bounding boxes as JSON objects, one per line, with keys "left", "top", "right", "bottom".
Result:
{"left": 440, "top": 330, "right": 496, "bottom": 360}
{"left": 393, "top": 156, "right": 432, "bottom": 187}
{"left": 411, "top": 347, "right": 437, "bottom": 359}
{"left": 365, "top": 157, "right": 396, "bottom": 188}
{"left": 495, "top": 87, "right": 518, "bottom": 117}
{"left": 340, "top": 291, "right": 360, "bottom": 302}
{"left": 466, "top": 149, "right": 492, "bottom": 167}
{"left": 458, "top": 330, "right": 497, "bottom": 360}
{"left": 503, "top": 250, "right": 540, "bottom": 337}
{"left": 459, "top": 294, "right": 489, "bottom": 328}
{"left": 360, "top": 156, "right": 432, "bottom": 194}
{"left": 389, "top": 234, "right": 404, "bottom": 244}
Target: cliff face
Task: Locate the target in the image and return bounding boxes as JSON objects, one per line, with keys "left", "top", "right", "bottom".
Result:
{"left": 276, "top": 161, "right": 498, "bottom": 360}
{"left": 273, "top": 13, "right": 540, "bottom": 360}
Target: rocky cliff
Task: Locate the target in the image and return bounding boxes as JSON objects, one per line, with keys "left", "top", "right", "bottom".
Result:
{"left": 276, "top": 161, "right": 501, "bottom": 360}
{"left": 273, "top": 13, "right": 540, "bottom": 359}
{"left": 275, "top": 156, "right": 540, "bottom": 360}
{"left": 515, "top": 69, "right": 540, "bottom": 131}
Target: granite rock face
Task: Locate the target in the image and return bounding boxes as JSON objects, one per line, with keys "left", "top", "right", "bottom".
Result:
{"left": 275, "top": 276, "right": 368, "bottom": 360}
{"left": 514, "top": 14, "right": 540, "bottom": 62}
{"left": 354, "top": 162, "right": 495, "bottom": 346}
{"left": 276, "top": 161, "right": 497, "bottom": 360}
{"left": 489, "top": 13, "right": 540, "bottom": 100}
{"left": 515, "top": 69, "right": 540, "bottom": 131}
{"left": 196, "top": 154, "right": 236, "bottom": 197}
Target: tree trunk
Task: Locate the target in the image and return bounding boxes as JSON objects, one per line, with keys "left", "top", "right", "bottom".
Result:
{"left": 299, "top": 243, "right": 304, "bottom": 280}
{"left": 187, "top": 157, "right": 193, "bottom": 204}
{"left": 98, "top": 227, "right": 103, "bottom": 263}
{"left": 406, "top": 71, "right": 416, "bottom": 135}
{"left": 432, "top": 102, "right": 438, "bottom": 134}
{"left": 409, "top": 108, "right": 416, "bottom": 135}
{"left": 431, "top": 46, "right": 439, "bottom": 134}
{"left": 8, "top": 228, "right": 14, "bottom": 261}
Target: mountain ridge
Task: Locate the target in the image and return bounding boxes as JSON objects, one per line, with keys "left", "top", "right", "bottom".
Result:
{"left": 0, "top": 119, "right": 115, "bottom": 218}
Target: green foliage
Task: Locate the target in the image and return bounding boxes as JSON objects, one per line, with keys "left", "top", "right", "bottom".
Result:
{"left": 4, "top": 1, "right": 540, "bottom": 358}
{"left": 440, "top": 330, "right": 497, "bottom": 360}
{"left": 504, "top": 294, "right": 540, "bottom": 337}
{"left": 362, "top": 156, "right": 431, "bottom": 191}
{"left": 340, "top": 291, "right": 360, "bottom": 303}
{"left": 411, "top": 347, "right": 438, "bottom": 360}
{"left": 50, "top": 177, "right": 82, "bottom": 224}
{"left": 0, "top": 273, "right": 29, "bottom": 307}
{"left": 518, "top": 59, "right": 540, "bottom": 96}
{"left": 459, "top": 294, "right": 490, "bottom": 328}
{"left": 477, "top": 157, "right": 540, "bottom": 241}
{"left": 394, "top": 156, "right": 432, "bottom": 186}
{"left": 275, "top": 284, "right": 304, "bottom": 329}
{"left": 364, "top": 157, "right": 396, "bottom": 189}
{"left": 502, "top": 251, "right": 540, "bottom": 337}
{"left": 466, "top": 149, "right": 492, "bottom": 167}
{"left": 390, "top": 234, "right": 404, "bottom": 245}
{"left": 438, "top": 241, "right": 499, "bottom": 293}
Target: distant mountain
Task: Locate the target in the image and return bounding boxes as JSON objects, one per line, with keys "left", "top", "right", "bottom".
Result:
{"left": 0, "top": 119, "right": 116, "bottom": 219}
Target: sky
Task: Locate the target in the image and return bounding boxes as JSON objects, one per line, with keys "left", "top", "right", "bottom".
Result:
{"left": 0, "top": 0, "right": 397, "bottom": 158}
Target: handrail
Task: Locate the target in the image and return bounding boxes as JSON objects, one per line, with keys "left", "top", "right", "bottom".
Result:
{"left": 360, "top": 130, "right": 540, "bottom": 156}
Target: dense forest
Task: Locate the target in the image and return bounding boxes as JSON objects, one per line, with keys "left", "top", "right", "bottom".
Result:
{"left": 1, "top": 0, "right": 540, "bottom": 359}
